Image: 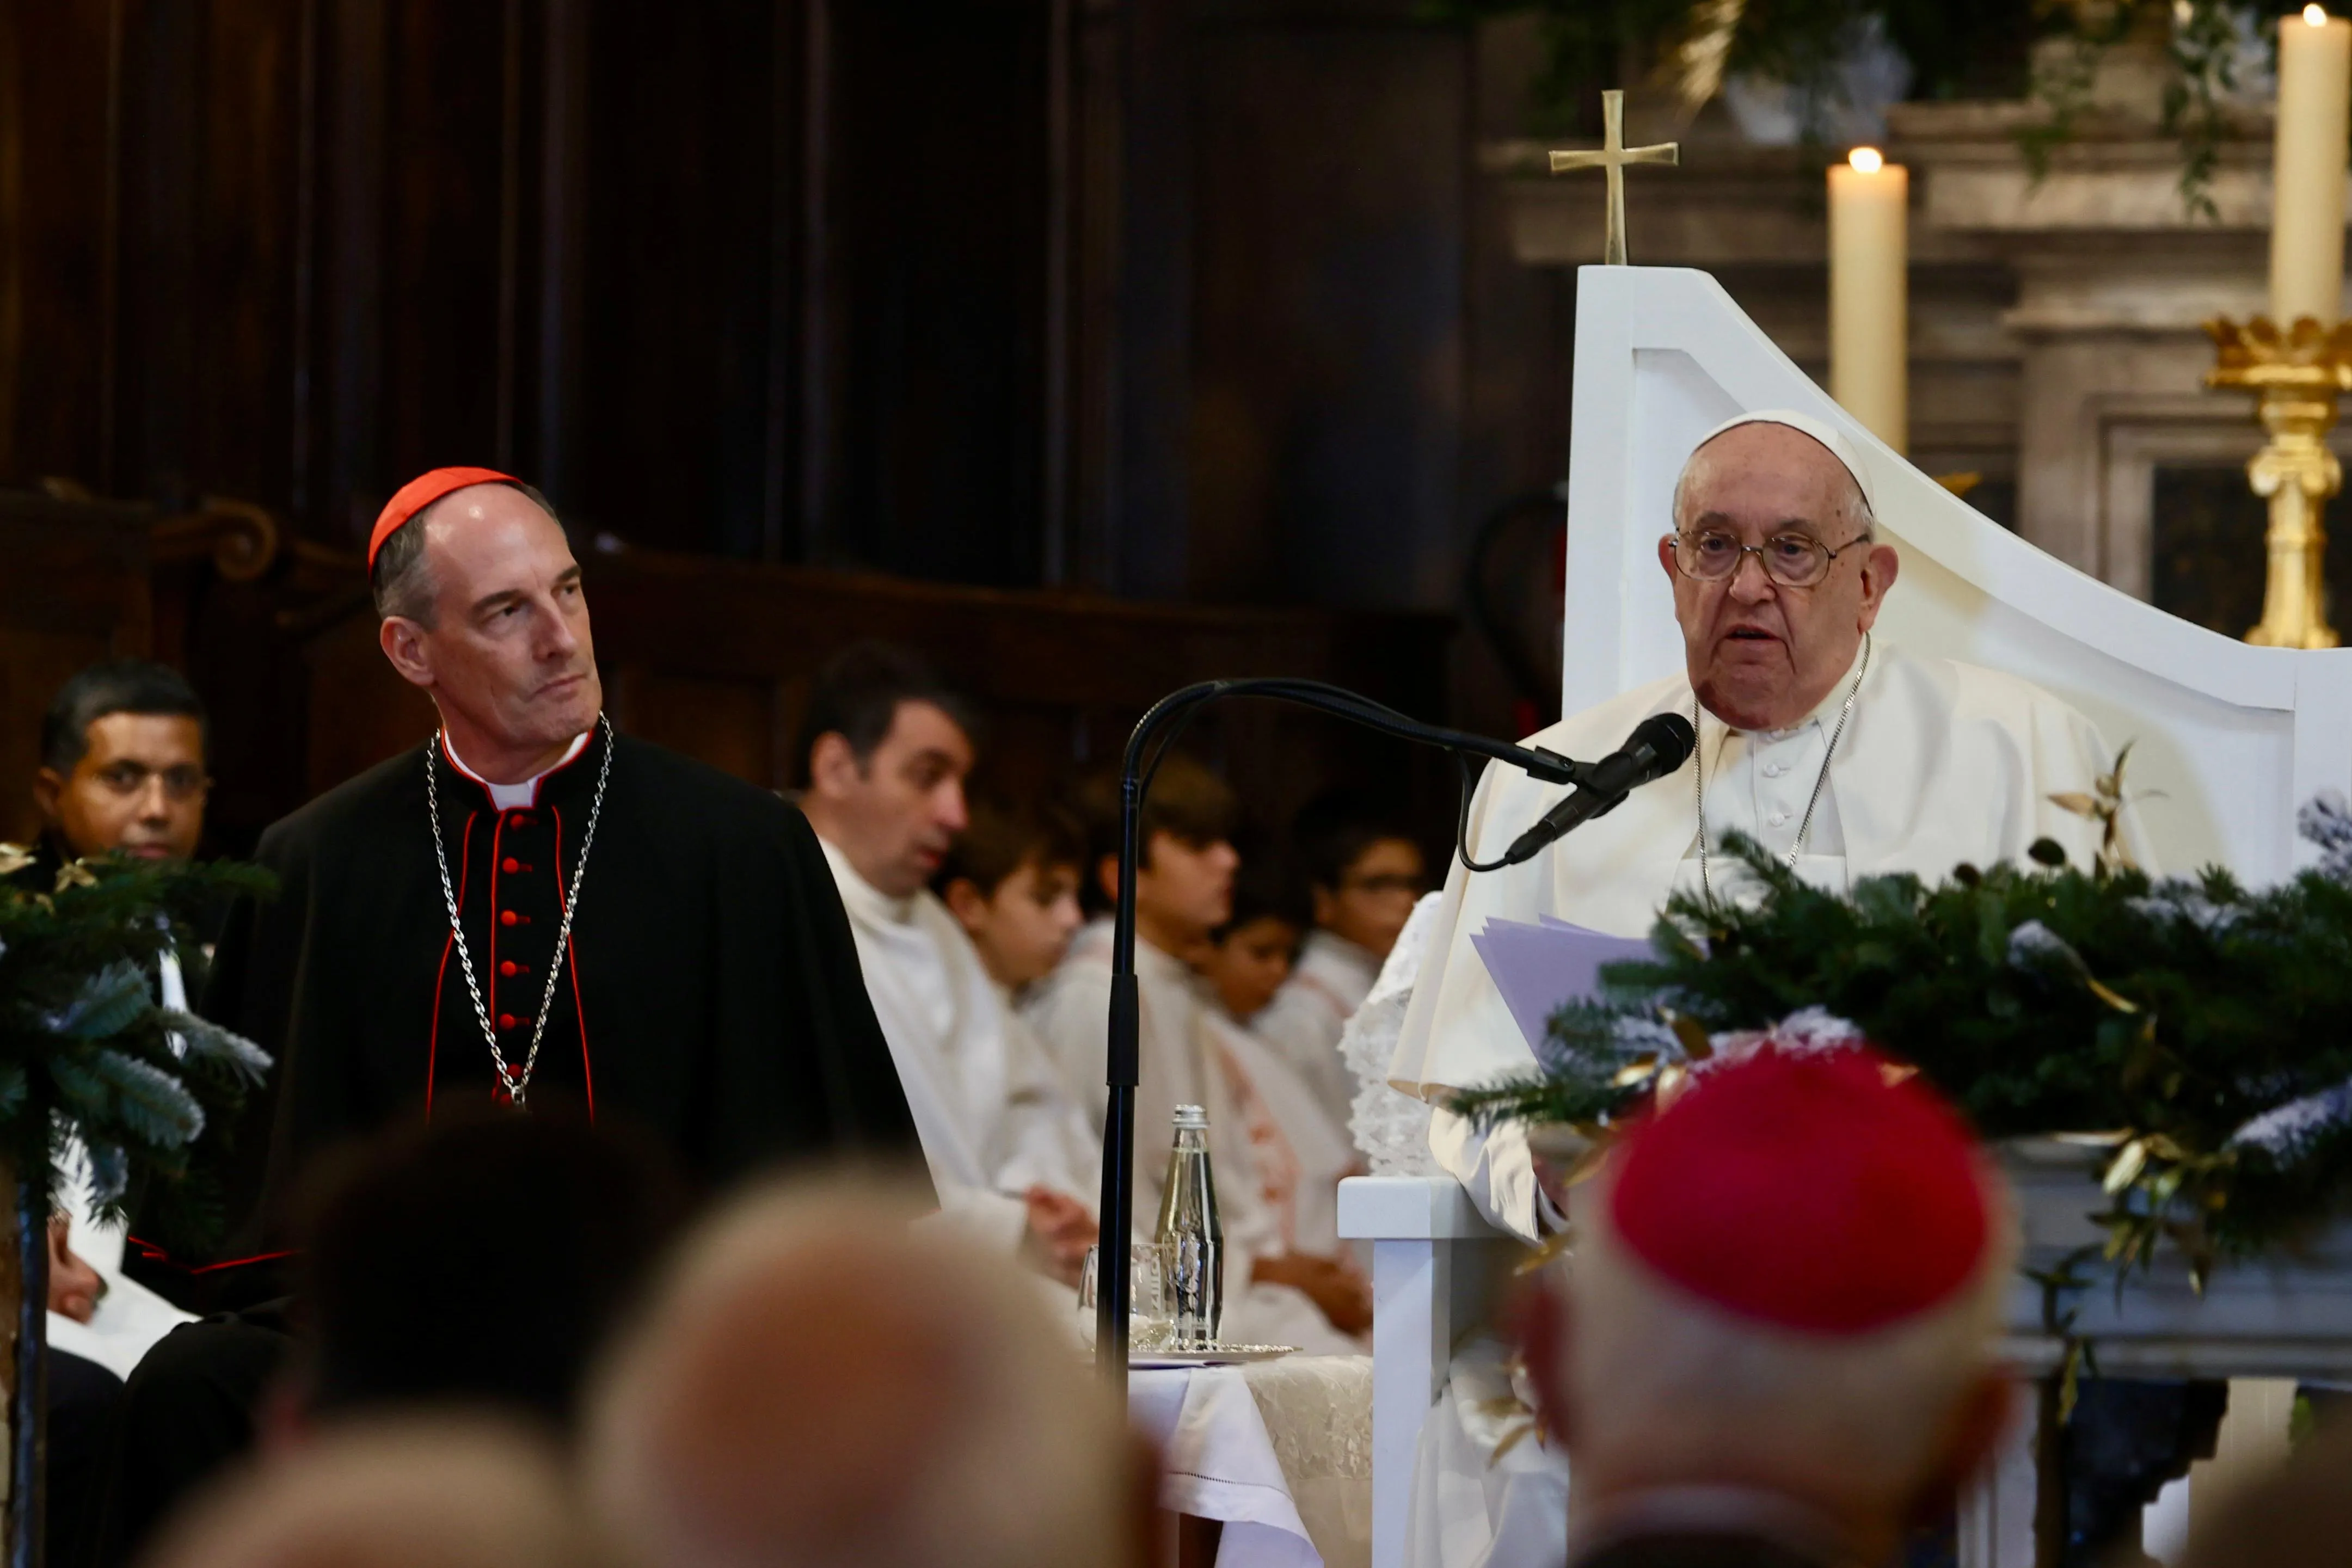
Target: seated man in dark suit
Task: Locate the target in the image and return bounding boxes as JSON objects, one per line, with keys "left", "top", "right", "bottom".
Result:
{"left": 26, "top": 657, "right": 215, "bottom": 1568}
{"left": 1520, "top": 1047, "right": 2018, "bottom": 1568}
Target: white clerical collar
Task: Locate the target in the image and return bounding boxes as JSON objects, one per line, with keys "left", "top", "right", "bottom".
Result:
{"left": 815, "top": 834, "right": 917, "bottom": 926}
{"left": 439, "top": 727, "right": 592, "bottom": 811}
{"left": 1568, "top": 1485, "right": 1860, "bottom": 1568}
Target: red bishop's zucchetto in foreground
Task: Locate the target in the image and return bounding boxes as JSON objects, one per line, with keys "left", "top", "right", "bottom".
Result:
{"left": 1607, "top": 1046, "right": 1991, "bottom": 1336}
{"left": 367, "top": 465, "right": 521, "bottom": 571}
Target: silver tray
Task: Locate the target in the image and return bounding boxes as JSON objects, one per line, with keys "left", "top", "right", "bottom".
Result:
{"left": 1129, "top": 1343, "right": 1299, "bottom": 1369}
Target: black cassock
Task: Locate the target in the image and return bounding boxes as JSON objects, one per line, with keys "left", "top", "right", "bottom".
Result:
{"left": 130, "top": 720, "right": 923, "bottom": 1307}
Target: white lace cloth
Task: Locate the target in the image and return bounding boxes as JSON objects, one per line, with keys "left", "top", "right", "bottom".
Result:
{"left": 1339, "top": 894, "right": 1443, "bottom": 1177}
{"left": 1245, "top": 1355, "right": 1372, "bottom": 1568}
{"left": 1133, "top": 1355, "right": 1373, "bottom": 1568}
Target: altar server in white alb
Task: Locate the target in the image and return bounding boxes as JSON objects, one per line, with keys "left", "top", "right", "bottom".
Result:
{"left": 1250, "top": 791, "right": 1426, "bottom": 1127}
{"left": 1025, "top": 758, "right": 1378, "bottom": 1350}
{"left": 1391, "top": 409, "right": 2147, "bottom": 1241}
{"left": 799, "top": 641, "right": 1100, "bottom": 1282}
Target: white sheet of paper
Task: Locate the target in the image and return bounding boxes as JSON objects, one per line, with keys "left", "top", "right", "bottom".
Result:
{"left": 1469, "top": 918, "right": 1654, "bottom": 1054}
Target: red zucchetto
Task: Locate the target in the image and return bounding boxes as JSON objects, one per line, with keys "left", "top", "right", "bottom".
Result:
{"left": 1606, "top": 1046, "right": 1990, "bottom": 1336}
{"left": 367, "top": 466, "right": 521, "bottom": 570}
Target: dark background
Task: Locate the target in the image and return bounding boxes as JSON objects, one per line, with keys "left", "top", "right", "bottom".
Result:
{"left": 0, "top": 0, "right": 1580, "bottom": 848}
{"left": 0, "top": 0, "right": 1570, "bottom": 610}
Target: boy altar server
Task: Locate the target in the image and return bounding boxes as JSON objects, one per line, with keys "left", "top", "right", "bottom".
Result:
{"left": 1026, "top": 761, "right": 1370, "bottom": 1348}
{"left": 1252, "top": 791, "right": 1424, "bottom": 1126}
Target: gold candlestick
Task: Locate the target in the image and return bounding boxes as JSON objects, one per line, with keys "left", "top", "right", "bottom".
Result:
{"left": 2204, "top": 316, "right": 2352, "bottom": 649}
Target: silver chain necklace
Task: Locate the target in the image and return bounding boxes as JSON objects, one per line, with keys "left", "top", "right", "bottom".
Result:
{"left": 426, "top": 714, "right": 614, "bottom": 1108}
{"left": 1696, "top": 634, "right": 1870, "bottom": 909}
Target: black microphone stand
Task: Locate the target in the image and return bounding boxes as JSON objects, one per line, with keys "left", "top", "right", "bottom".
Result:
{"left": 1094, "top": 679, "right": 1586, "bottom": 1403}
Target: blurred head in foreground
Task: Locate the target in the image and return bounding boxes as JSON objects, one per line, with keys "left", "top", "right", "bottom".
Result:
{"left": 298, "top": 1109, "right": 690, "bottom": 1429}
{"left": 1523, "top": 1048, "right": 2017, "bottom": 1568}
{"left": 585, "top": 1179, "right": 1156, "bottom": 1568}
{"left": 142, "top": 1416, "right": 600, "bottom": 1568}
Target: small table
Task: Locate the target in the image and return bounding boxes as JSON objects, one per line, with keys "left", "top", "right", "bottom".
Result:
{"left": 1133, "top": 1356, "right": 1373, "bottom": 1568}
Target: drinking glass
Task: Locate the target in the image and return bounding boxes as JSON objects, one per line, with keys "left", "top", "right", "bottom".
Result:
{"left": 1078, "top": 1241, "right": 1172, "bottom": 1352}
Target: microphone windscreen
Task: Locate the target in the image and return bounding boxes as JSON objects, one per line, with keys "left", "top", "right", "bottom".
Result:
{"left": 1629, "top": 712, "right": 1698, "bottom": 779}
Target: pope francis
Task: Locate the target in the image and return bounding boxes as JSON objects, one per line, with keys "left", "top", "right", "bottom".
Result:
{"left": 1389, "top": 409, "right": 2145, "bottom": 1243}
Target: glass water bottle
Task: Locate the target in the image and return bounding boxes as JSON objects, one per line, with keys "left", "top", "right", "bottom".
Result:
{"left": 1154, "top": 1103, "right": 1225, "bottom": 1347}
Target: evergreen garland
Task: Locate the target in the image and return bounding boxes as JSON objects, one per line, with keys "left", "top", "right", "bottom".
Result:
{"left": 1451, "top": 807, "right": 2352, "bottom": 1282}
{"left": 0, "top": 846, "right": 274, "bottom": 1248}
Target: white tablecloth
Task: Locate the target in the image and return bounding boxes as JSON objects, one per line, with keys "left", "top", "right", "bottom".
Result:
{"left": 1132, "top": 1355, "right": 1373, "bottom": 1568}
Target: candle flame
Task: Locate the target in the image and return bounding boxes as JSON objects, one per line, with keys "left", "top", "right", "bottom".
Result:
{"left": 1849, "top": 146, "right": 1884, "bottom": 174}
{"left": 2307, "top": 4, "right": 2330, "bottom": 26}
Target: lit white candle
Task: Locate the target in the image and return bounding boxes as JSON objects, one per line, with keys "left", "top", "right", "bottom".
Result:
{"left": 2271, "top": 5, "right": 2352, "bottom": 324}
{"left": 1828, "top": 147, "right": 1908, "bottom": 452}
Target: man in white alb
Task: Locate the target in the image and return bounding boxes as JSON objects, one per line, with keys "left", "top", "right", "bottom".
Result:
{"left": 798, "top": 642, "right": 1099, "bottom": 1282}
{"left": 1391, "top": 409, "right": 2145, "bottom": 1243}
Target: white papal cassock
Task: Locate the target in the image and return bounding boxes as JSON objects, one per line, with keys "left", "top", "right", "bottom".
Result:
{"left": 820, "top": 839, "right": 1100, "bottom": 1249}
{"left": 1384, "top": 640, "right": 2145, "bottom": 1568}
{"left": 1389, "top": 637, "right": 2145, "bottom": 1243}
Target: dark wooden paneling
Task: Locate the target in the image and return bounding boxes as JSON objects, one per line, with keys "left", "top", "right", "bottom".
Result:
{"left": 0, "top": 0, "right": 1546, "bottom": 656}
{"left": 569, "top": 0, "right": 793, "bottom": 556}
{"left": 108, "top": 0, "right": 309, "bottom": 512}
{"left": 1190, "top": 19, "right": 1469, "bottom": 608}
{"left": 222, "top": 543, "right": 1453, "bottom": 853}
{"left": 820, "top": 0, "right": 1051, "bottom": 586}
{"left": 609, "top": 670, "right": 778, "bottom": 785}
{"left": 0, "top": 2, "right": 118, "bottom": 490}
{"left": 0, "top": 495, "right": 157, "bottom": 844}
{"left": 374, "top": 0, "right": 509, "bottom": 503}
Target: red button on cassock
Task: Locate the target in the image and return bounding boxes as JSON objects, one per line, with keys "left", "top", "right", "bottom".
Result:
{"left": 508, "top": 811, "right": 530, "bottom": 828}
{"left": 502, "top": 857, "right": 521, "bottom": 874}
{"left": 498, "top": 1013, "right": 517, "bottom": 1030}
{"left": 500, "top": 910, "right": 519, "bottom": 927}
{"left": 499, "top": 960, "right": 519, "bottom": 977}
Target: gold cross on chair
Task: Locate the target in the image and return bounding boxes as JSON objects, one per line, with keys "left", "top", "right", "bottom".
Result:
{"left": 1549, "top": 89, "right": 1679, "bottom": 266}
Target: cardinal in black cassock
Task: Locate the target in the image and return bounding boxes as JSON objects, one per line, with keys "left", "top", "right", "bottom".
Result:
{"left": 176, "top": 714, "right": 923, "bottom": 1284}
{"left": 107, "top": 465, "right": 925, "bottom": 1562}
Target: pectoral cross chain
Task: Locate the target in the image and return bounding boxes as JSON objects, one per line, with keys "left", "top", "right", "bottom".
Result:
{"left": 1549, "top": 90, "right": 1679, "bottom": 267}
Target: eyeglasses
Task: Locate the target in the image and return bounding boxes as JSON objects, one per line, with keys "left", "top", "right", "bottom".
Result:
{"left": 1669, "top": 528, "right": 1872, "bottom": 589}
{"left": 93, "top": 762, "right": 209, "bottom": 803}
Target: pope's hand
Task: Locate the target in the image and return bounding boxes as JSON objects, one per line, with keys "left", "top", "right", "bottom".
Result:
{"left": 46, "top": 1216, "right": 102, "bottom": 1324}
{"left": 1021, "top": 1185, "right": 1098, "bottom": 1287}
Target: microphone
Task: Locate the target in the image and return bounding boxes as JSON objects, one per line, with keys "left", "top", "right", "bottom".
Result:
{"left": 1500, "top": 712, "right": 1698, "bottom": 866}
